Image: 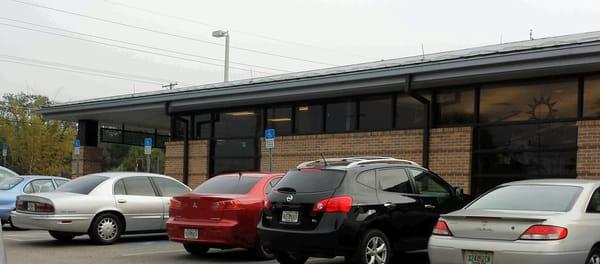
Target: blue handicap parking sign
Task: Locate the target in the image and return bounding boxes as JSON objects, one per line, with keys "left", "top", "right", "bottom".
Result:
{"left": 265, "top": 129, "right": 276, "bottom": 140}
{"left": 144, "top": 138, "right": 153, "bottom": 147}
{"left": 73, "top": 139, "right": 80, "bottom": 148}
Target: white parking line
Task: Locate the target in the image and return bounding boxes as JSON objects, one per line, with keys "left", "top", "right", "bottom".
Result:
{"left": 121, "top": 249, "right": 186, "bottom": 257}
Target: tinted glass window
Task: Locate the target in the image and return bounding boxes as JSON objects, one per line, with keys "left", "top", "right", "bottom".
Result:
{"left": 480, "top": 79, "right": 578, "bottom": 123}
{"left": 265, "top": 177, "right": 282, "bottom": 194}
{"left": 114, "top": 180, "right": 126, "bottom": 195}
{"left": 153, "top": 177, "right": 190, "bottom": 196}
{"left": 295, "top": 104, "right": 323, "bottom": 134}
{"left": 357, "top": 170, "right": 376, "bottom": 189}
{"left": 584, "top": 75, "right": 600, "bottom": 118}
{"left": 194, "top": 113, "right": 212, "bottom": 139}
{"left": 278, "top": 169, "right": 345, "bottom": 193}
{"left": 194, "top": 176, "right": 261, "bottom": 194}
{"left": 212, "top": 158, "right": 256, "bottom": 176}
{"left": 56, "top": 175, "right": 109, "bottom": 194}
{"left": 396, "top": 94, "right": 429, "bottom": 129}
{"left": 588, "top": 189, "right": 600, "bottom": 213}
{"left": 0, "top": 177, "right": 23, "bottom": 190}
{"left": 359, "top": 96, "right": 393, "bottom": 130}
{"left": 468, "top": 185, "right": 582, "bottom": 212}
{"left": 214, "top": 139, "right": 255, "bottom": 157}
{"left": 377, "top": 168, "right": 412, "bottom": 193}
{"left": 408, "top": 169, "right": 450, "bottom": 197}
{"left": 54, "top": 179, "right": 69, "bottom": 188}
{"left": 266, "top": 106, "right": 292, "bottom": 136}
{"left": 214, "top": 109, "right": 261, "bottom": 137}
{"left": 435, "top": 89, "right": 474, "bottom": 125}
{"left": 326, "top": 101, "right": 357, "bottom": 133}
{"left": 173, "top": 117, "right": 188, "bottom": 141}
{"left": 122, "top": 177, "right": 156, "bottom": 196}
{"left": 23, "top": 179, "right": 55, "bottom": 193}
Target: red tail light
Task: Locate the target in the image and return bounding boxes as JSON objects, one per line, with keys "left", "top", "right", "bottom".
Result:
{"left": 432, "top": 220, "right": 453, "bottom": 236}
{"left": 312, "top": 196, "right": 353, "bottom": 213}
{"left": 168, "top": 198, "right": 182, "bottom": 217}
{"left": 263, "top": 199, "right": 271, "bottom": 209}
{"left": 17, "top": 200, "right": 54, "bottom": 214}
{"left": 213, "top": 200, "right": 242, "bottom": 210}
{"left": 519, "top": 225, "right": 568, "bottom": 240}
{"left": 35, "top": 203, "right": 54, "bottom": 213}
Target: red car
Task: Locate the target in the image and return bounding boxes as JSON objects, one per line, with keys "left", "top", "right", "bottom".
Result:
{"left": 167, "top": 172, "right": 283, "bottom": 259}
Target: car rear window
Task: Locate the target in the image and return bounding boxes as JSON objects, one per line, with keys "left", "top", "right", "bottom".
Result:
{"left": 194, "top": 176, "right": 261, "bottom": 194}
{"left": 467, "top": 185, "right": 583, "bottom": 212}
{"left": 0, "top": 176, "right": 23, "bottom": 190}
{"left": 277, "top": 169, "right": 345, "bottom": 193}
{"left": 56, "top": 175, "right": 109, "bottom": 194}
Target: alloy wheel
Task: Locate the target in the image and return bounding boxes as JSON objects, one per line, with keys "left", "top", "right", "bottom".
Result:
{"left": 97, "top": 217, "right": 118, "bottom": 241}
{"left": 365, "top": 236, "right": 387, "bottom": 264}
{"left": 590, "top": 254, "right": 600, "bottom": 264}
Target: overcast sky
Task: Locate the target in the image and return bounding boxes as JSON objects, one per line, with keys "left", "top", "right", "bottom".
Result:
{"left": 1, "top": 0, "right": 599, "bottom": 103}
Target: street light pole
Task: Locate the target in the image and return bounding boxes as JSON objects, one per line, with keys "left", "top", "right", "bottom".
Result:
{"left": 212, "top": 30, "right": 230, "bottom": 82}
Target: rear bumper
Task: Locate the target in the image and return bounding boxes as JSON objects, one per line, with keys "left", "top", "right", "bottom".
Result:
{"left": 10, "top": 211, "right": 93, "bottom": 233}
{"left": 166, "top": 218, "right": 254, "bottom": 248}
{"left": 428, "top": 235, "right": 588, "bottom": 264}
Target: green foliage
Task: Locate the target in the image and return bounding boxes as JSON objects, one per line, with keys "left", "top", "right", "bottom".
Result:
{"left": 0, "top": 93, "right": 76, "bottom": 176}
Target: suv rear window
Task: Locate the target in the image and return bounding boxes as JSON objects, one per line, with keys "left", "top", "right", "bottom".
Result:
{"left": 56, "top": 175, "right": 109, "bottom": 194}
{"left": 194, "top": 176, "right": 261, "bottom": 194}
{"left": 278, "top": 169, "right": 345, "bottom": 193}
{"left": 467, "top": 185, "right": 582, "bottom": 212}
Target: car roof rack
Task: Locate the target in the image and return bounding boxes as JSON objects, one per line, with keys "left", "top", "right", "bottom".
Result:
{"left": 296, "top": 156, "right": 422, "bottom": 169}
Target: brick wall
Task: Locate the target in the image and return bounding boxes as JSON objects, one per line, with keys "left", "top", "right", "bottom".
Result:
{"left": 71, "top": 146, "right": 103, "bottom": 178}
{"left": 165, "top": 140, "right": 209, "bottom": 188}
{"left": 429, "top": 127, "right": 473, "bottom": 193}
{"left": 577, "top": 120, "right": 600, "bottom": 179}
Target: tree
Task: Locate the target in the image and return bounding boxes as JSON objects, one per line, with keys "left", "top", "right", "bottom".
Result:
{"left": 0, "top": 93, "right": 76, "bottom": 176}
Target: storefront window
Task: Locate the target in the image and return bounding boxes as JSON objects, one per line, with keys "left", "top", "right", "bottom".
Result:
{"left": 326, "top": 100, "right": 357, "bottom": 133}
{"left": 194, "top": 113, "right": 211, "bottom": 139}
{"left": 213, "top": 109, "right": 261, "bottom": 138}
{"left": 266, "top": 106, "right": 292, "bottom": 136}
{"left": 295, "top": 103, "right": 323, "bottom": 134}
{"left": 435, "top": 89, "right": 474, "bottom": 126}
{"left": 480, "top": 79, "right": 578, "bottom": 124}
{"left": 584, "top": 74, "right": 600, "bottom": 118}
{"left": 396, "top": 94, "right": 429, "bottom": 129}
{"left": 359, "top": 95, "right": 393, "bottom": 130}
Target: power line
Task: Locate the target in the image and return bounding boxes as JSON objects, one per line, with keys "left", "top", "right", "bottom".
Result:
{"left": 0, "top": 21, "right": 278, "bottom": 76}
{"left": 98, "top": 0, "right": 374, "bottom": 61}
{"left": 10, "top": 0, "right": 338, "bottom": 67}
{"left": 0, "top": 17, "right": 290, "bottom": 73}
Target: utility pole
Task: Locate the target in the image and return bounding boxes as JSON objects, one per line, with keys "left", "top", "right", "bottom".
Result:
{"left": 162, "top": 82, "right": 178, "bottom": 90}
{"left": 212, "top": 30, "right": 230, "bottom": 82}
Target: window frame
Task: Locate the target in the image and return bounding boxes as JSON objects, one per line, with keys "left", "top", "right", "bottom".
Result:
{"left": 376, "top": 167, "right": 415, "bottom": 194}
{"left": 586, "top": 187, "right": 600, "bottom": 214}
{"left": 407, "top": 168, "right": 453, "bottom": 197}
{"left": 23, "top": 179, "right": 56, "bottom": 194}
{"left": 356, "top": 169, "right": 377, "bottom": 190}
{"left": 149, "top": 177, "right": 190, "bottom": 197}
{"left": 114, "top": 176, "right": 160, "bottom": 197}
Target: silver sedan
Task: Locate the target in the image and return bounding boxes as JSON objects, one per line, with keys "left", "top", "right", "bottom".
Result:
{"left": 428, "top": 179, "right": 600, "bottom": 264}
{"left": 10, "top": 172, "right": 191, "bottom": 244}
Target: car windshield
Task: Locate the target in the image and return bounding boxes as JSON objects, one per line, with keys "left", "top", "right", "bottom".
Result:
{"left": 277, "top": 169, "right": 346, "bottom": 193}
{"left": 56, "top": 175, "right": 109, "bottom": 194}
{"left": 194, "top": 176, "right": 261, "bottom": 194}
{"left": 467, "top": 185, "right": 583, "bottom": 212}
{"left": 0, "top": 176, "right": 23, "bottom": 190}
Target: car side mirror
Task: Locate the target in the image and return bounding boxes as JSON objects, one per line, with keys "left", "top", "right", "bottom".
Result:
{"left": 454, "top": 187, "right": 464, "bottom": 197}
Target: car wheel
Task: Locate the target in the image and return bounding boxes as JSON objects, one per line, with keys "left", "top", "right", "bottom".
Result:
{"left": 48, "top": 231, "right": 76, "bottom": 242}
{"left": 253, "top": 238, "right": 274, "bottom": 260}
{"left": 347, "top": 229, "right": 391, "bottom": 264}
{"left": 88, "top": 213, "right": 122, "bottom": 245}
{"left": 588, "top": 246, "right": 600, "bottom": 264}
{"left": 183, "top": 243, "right": 210, "bottom": 256}
{"left": 274, "top": 252, "right": 308, "bottom": 264}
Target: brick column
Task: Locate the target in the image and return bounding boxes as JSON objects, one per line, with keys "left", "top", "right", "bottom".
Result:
{"left": 577, "top": 120, "right": 600, "bottom": 179}
{"left": 71, "top": 146, "right": 103, "bottom": 178}
{"left": 429, "top": 127, "right": 473, "bottom": 194}
{"left": 165, "top": 140, "right": 209, "bottom": 188}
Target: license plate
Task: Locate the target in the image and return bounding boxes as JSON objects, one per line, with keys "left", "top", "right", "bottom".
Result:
{"left": 27, "top": 202, "right": 35, "bottom": 211}
{"left": 184, "top": 228, "right": 198, "bottom": 240}
{"left": 281, "top": 210, "right": 299, "bottom": 223}
{"left": 464, "top": 250, "right": 493, "bottom": 264}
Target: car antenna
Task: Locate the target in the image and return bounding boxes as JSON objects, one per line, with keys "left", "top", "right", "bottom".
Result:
{"left": 320, "top": 153, "right": 328, "bottom": 166}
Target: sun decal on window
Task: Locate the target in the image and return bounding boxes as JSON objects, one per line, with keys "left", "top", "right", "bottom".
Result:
{"left": 527, "top": 96, "right": 558, "bottom": 120}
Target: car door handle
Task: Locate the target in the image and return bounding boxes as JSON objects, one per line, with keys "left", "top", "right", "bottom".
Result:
{"left": 383, "top": 202, "right": 395, "bottom": 208}
{"left": 424, "top": 204, "right": 436, "bottom": 209}
{"left": 117, "top": 199, "right": 127, "bottom": 204}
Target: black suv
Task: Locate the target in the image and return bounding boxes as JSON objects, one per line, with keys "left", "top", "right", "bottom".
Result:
{"left": 257, "top": 157, "right": 467, "bottom": 264}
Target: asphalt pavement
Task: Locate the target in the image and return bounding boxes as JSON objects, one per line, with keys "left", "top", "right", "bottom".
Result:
{"left": 2, "top": 227, "right": 429, "bottom": 264}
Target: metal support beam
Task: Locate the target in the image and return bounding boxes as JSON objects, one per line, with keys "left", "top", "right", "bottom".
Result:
{"left": 405, "top": 75, "right": 431, "bottom": 168}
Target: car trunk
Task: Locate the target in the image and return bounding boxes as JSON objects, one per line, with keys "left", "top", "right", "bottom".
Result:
{"left": 16, "top": 192, "right": 85, "bottom": 214}
{"left": 443, "top": 209, "right": 561, "bottom": 241}
{"left": 172, "top": 194, "right": 243, "bottom": 221}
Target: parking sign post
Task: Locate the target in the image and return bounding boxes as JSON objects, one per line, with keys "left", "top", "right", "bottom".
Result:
{"left": 265, "top": 129, "right": 276, "bottom": 172}
{"left": 1, "top": 143, "right": 7, "bottom": 166}
{"left": 144, "top": 138, "right": 153, "bottom": 173}
{"left": 73, "top": 139, "right": 80, "bottom": 176}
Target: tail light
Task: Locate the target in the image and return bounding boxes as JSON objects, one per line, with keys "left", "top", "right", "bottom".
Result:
{"left": 519, "top": 225, "right": 568, "bottom": 240}
{"left": 169, "top": 198, "right": 182, "bottom": 216}
{"left": 35, "top": 203, "right": 54, "bottom": 213}
{"left": 16, "top": 200, "right": 54, "bottom": 214}
{"left": 263, "top": 199, "right": 271, "bottom": 209}
{"left": 432, "top": 220, "right": 453, "bottom": 236}
{"left": 312, "top": 196, "right": 352, "bottom": 213}
{"left": 213, "top": 200, "right": 242, "bottom": 210}
{"left": 16, "top": 200, "right": 25, "bottom": 211}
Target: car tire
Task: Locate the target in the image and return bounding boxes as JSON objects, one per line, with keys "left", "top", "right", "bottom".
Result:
{"left": 346, "top": 229, "right": 391, "bottom": 264}
{"left": 253, "top": 238, "right": 275, "bottom": 260}
{"left": 183, "top": 243, "right": 210, "bottom": 256}
{"left": 48, "top": 231, "right": 76, "bottom": 242}
{"left": 88, "top": 213, "right": 123, "bottom": 245}
{"left": 274, "top": 252, "right": 308, "bottom": 264}
{"left": 587, "top": 246, "right": 600, "bottom": 264}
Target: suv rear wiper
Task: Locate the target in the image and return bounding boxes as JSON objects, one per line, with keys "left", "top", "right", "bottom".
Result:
{"left": 277, "top": 187, "right": 297, "bottom": 194}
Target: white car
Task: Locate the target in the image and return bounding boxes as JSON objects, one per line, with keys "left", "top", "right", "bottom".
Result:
{"left": 11, "top": 172, "right": 191, "bottom": 244}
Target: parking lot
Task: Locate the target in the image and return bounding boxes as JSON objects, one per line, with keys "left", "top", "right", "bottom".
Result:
{"left": 2, "top": 227, "right": 428, "bottom": 264}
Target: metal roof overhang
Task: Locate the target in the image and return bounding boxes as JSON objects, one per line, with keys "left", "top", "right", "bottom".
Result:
{"left": 39, "top": 41, "right": 600, "bottom": 129}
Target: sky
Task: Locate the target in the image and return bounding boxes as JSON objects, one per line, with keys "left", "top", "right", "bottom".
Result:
{"left": 0, "top": 0, "right": 599, "bottom": 103}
